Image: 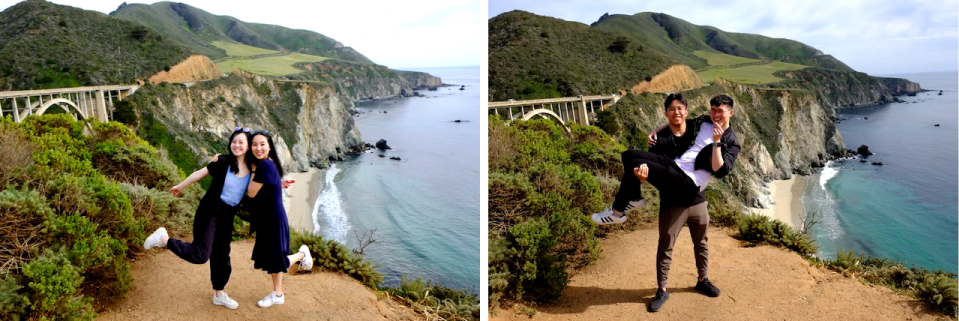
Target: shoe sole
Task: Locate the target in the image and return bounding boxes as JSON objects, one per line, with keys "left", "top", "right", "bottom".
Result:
{"left": 213, "top": 301, "right": 238, "bottom": 310}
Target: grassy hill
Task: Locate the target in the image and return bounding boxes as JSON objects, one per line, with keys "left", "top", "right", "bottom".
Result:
{"left": 0, "top": 0, "right": 191, "bottom": 90}
{"left": 110, "top": 2, "right": 373, "bottom": 64}
{"left": 488, "top": 10, "right": 678, "bottom": 101}
{"left": 593, "top": 12, "right": 853, "bottom": 71}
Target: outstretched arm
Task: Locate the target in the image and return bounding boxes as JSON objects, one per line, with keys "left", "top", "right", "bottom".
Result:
{"left": 647, "top": 124, "right": 668, "bottom": 146}
{"left": 170, "top": 167, "right": 210, "bottom": 196}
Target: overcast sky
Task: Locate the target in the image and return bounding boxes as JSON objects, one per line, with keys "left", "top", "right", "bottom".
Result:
{"left": 490, "top": 0, "right": 958, "bottom": 76}
{"left": 0, "top": 0, "right": 482, "bottom": 69}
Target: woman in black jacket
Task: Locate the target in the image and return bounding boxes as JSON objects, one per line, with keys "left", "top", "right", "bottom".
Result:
{"left": 142, "top": 127, "right": 254, "bottom": 310}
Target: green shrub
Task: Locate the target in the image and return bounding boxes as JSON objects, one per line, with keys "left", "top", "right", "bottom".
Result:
{"left": 290, "top": 231, "right": 383, "bottom": 287}
{"left": 0, "top": 271, "right": 30, "bottom": 321}
{"left": 388, "top": 275, "right": 480, "bottom": 321}
{"left": 21, "top": 248, "right": 95, "bottom": 321}
{"left": 916, "top": 274, "right": 958, "bottom": 316}
{"left": 0, "top": 188, "right": 54, "bottom": 270}
{"left": 737, "top": 214, "right": 817, "bottom": 255}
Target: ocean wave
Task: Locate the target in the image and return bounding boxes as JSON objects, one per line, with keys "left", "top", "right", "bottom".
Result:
{"left": 819, "top": 160, "right": 839, "bottom": 190}
{"left": 311, "top": 164, "right": 350, "bottom": 244}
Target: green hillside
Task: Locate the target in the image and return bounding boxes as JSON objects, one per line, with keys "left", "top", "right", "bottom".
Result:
{"left": 0, "top": 0, "right": 191, "bottom": 90}
{"left": 110, "top": 1, "right": 373, "bottom": 64}
{"left": 215, "top": 52, "right": 328, "bottom": 76}
{"left": 698, "top": 61, "right": 808, "bottom": 84}
{"left": 593, "top": 12, "right": 853, "bottom": 71}
{"left": 488, "top": 10, "right": 677, "bottom": 101}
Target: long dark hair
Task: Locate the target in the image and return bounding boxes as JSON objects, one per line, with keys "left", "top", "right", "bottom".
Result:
{"left": 251, "top": 130, "right": 284, "bottom": 177}
{"left": 225, "top": 129, "right": 254, "bottom": 174}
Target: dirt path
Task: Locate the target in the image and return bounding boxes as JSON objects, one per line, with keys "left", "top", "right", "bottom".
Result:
{"left": 97, "top": 239, "right": 420, "bottom": 321}
{"left": 493, "top": 227, "right": 947, "bottom": 321}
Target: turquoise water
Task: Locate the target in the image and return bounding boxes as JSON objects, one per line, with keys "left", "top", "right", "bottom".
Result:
{"left": 311, "top": 67, "right": 480, "bottom": 291}
{"left": 803, "top": 71, "right": 958, "bottom": 273}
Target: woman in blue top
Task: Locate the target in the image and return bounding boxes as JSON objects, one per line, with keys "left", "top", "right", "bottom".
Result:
{"left": 142, "top": 128, "right": 252, "bottom": 310}
{"left": 245, "top": 130, "right": 313, "bottom": 308}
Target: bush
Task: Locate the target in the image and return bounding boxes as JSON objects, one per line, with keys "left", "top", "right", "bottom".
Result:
{"left": 21, "top": 248, "right": 95, "bottom": 321}
{"left": 0, "top": 188, "right": 53, "bottom": 270}
{"left": 0, "top": 121, "right": 34, "bottom": 187}
{"left": 0, "top": 271, "right": 30, "bottom": 321}
{"left": 737, "top": 214, "right": 817, "bottom": 255}
{"left": 290, "top": 231, "right": 383, "bottom": 287}
{"left": 388, "top": 276, "right": 480, "bottom": 321}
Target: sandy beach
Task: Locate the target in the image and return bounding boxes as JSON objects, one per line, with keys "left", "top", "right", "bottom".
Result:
{"left": 282, "top": 168, "right": 324, "bottom": 234}
{"left": 753, "top": 175, "right": 806, "bottom": 231}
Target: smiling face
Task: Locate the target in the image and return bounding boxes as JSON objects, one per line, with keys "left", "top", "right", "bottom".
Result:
{"left": 710, "top": 103, "right": 734, "bottom": 129}
{"left": 230, "top": 133, "right": 249, "bottom": 157}
{"left": 665, "top": 100, "right": 688, "bottom": 127}
{"left": 251, "top": 135, "right": 270, "bottom": 160}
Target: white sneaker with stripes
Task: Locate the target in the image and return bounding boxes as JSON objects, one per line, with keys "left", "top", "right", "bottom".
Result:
{"left": 591, "top": 199, "right": 647, "bottom": 225}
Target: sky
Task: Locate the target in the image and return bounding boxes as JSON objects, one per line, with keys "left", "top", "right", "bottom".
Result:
{"left": 0, "top": 0, "right": 482, "bottom": 69}
{"left": 489, "top": 0, "right": 959, "bottom": 76}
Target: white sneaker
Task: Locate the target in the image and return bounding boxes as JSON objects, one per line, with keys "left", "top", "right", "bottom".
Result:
{"left": 297, "top": 245, "right": 313, "bottom": 272}
{"left": 591, "top": 206, "right": 628, "bottom": 225}
{"left": 624, "top": 199, "right": 648, "bottom": 212}
{"left": 257, "top": 291, "right": 284, "bottom": 308}
{"left": 212, "top": 292, "right": 238, "bottom": 310}
{"left": 143, "top": 227, "right": 167, "bottom": 250}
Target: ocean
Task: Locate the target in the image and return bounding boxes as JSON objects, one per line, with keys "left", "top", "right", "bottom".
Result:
{"left": 803, "top": 71, "right": 958, "bottom": 273}
{"left": 309, "top": 66, "right": 480, "bottom": 291}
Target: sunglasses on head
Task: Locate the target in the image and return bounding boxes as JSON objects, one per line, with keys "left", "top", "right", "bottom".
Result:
{"left": 234, "top": 127, "right": 250, "bottom": 133}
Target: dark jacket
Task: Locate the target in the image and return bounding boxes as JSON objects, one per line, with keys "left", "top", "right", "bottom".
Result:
{"left": 648, "top": 115, "right": 741, "bottom": 206}
{"left": 693, "top": 120, "right": 741, "bottom": 179}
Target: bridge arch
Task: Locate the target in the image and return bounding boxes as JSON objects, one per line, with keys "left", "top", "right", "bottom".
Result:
{"left": 521, "top": 109, "right": 571, "bottom": 133}
{"left": 21, "top": 98, "right": 85, "bottom": 120}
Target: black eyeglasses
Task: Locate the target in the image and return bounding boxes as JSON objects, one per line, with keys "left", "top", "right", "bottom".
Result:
{"left": 234, "top": 127, "right": 250, "bottom": 132}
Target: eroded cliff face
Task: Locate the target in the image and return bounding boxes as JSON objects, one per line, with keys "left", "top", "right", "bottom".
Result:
{"left": 291, "top": 61, "right": 444, "bottom": 101}
{"left": 131, "top": 69, "right": 361, "bottom": 173}
{"left": 147, "top": 55, "right": 223, "bottom": 84}
{"left": 630, "top": 65, "right": 705, "bottom": 94}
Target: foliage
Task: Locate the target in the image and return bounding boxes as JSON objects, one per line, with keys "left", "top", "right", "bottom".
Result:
{"left": 824, "top": 250, "right": 958, "bottom": 317}
{"left": 738, "top": 214, "right": 818, "bottom": 255}
{"left": 21, "top": 248, "right": 95, "bottom": 321}
{"left": 387, "top": 275, "right": 480, "bottom": 321}
{"left": 488, "top": 11, "right": 675, "bottom": 101}
{"left": 488, "top": 117, "right": 625, "bottom": 306}
{"left": 290, "top": 230, "right": 383, "bottom": 287}
{"left": 0, "top": 115, "right": 202, "bottom": 320}
{"left": 0, "top": 1, "right": 190, "bottom": 91}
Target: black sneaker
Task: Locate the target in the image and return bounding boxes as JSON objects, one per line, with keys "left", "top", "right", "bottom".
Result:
{"left": 647, "top": 288, "right": 668, "bottom": 312}
{"left": 695, "top": 278, "right": 721, "bottom": 297}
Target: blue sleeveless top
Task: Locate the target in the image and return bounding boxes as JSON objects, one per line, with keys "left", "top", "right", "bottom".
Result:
{"left": 219, "top": 166, "right": 250, "bottom": 206}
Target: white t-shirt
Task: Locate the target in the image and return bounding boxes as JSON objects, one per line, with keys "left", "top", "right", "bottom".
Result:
{"left": 674, "top": 122, "right": 714, "bottom": 191}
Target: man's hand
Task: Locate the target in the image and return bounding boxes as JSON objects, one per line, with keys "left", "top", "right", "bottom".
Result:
{"left": 634, "top": 164, "right": 649, "bottom": 181}
{"left": 170, "top": 184, "right": 183, "bottom": 197}
{"left": 647, "top": 132, "right": 658, "bottom": 147}
{"left": 282, "top": 179, "right": 295, "bottom": 189}
{"left": 712, "top": 125, "right": 725, "bottom": 142}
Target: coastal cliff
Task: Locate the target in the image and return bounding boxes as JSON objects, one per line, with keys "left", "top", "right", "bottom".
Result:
{"left": 121, "top": 69, "right": 362, "bottom": 174}
{"left": 290, "top": 60, "right": 444, "bottom": 101}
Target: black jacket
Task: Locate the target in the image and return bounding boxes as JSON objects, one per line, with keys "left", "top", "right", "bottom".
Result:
{"left": 648, "top": 115, "right": 741, "bottom": 206}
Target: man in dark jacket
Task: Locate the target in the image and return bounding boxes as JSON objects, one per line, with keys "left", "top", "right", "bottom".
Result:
{"left": 590, "top": 94, "right": 741, "bottom": 312}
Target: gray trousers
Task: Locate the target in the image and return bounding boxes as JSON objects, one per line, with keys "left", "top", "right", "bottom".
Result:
{"left": 657, "top": 201, "right": 709, "bottom": 289}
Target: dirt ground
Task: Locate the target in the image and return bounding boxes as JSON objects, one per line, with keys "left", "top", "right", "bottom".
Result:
{"left": 97, "top": 239, "right": 420, "bottom": 321}
{"left": 492, "top": 227, "right": 948, "bottom": 321}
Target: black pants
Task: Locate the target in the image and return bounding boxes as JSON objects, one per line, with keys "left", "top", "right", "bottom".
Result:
{"left": 167, "top": 199, "right": 237, "bottom": 291}
{"left": 613, "top": 150, "right": 699, "bottom": 212}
